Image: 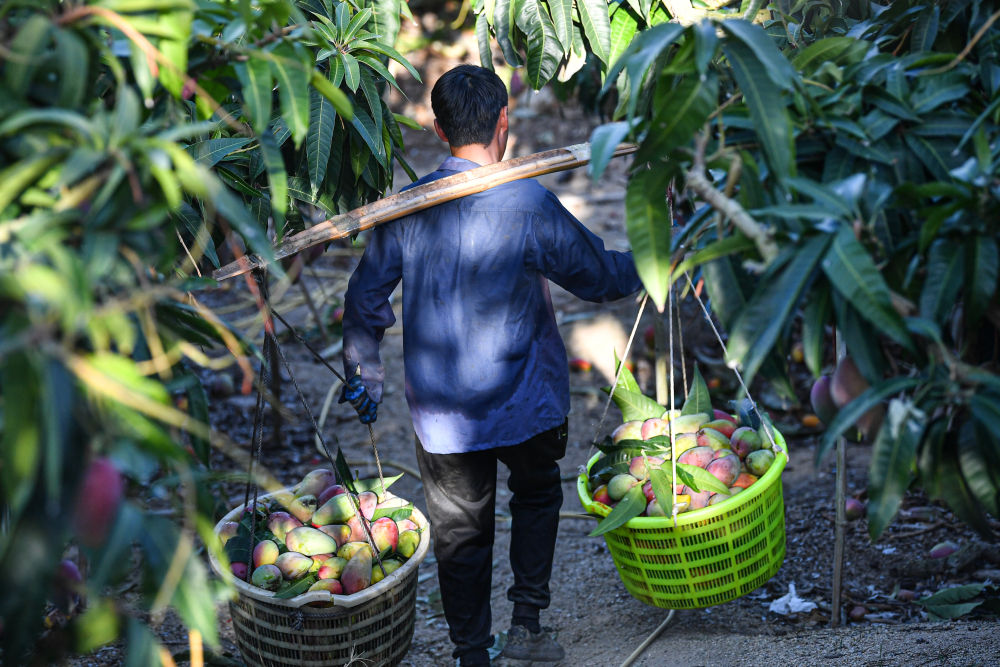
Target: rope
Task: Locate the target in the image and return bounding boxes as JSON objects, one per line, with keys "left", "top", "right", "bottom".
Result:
{"left": 667, "top": 285, "right": 679, "bottom": 528}
{"left": 619, "top": 609, "right": 675, "bottom": 667}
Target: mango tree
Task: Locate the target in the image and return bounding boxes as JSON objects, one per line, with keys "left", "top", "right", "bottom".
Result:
{"left": 0, "top": 0, "right": 417, "bottom": 662}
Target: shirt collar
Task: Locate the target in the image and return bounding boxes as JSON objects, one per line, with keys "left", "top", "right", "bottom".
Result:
{"left": 439, "top": 156, "right": 483, "bottom": 172}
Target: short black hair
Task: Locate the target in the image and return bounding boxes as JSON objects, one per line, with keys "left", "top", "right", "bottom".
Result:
{"left": 431, "top": 65, "right": 508, "bottom": 147}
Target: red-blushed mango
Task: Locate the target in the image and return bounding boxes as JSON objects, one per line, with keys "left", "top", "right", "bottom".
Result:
{"left": 341, "top": 548, "right": 373, "bottom": 595}
{"left": 251, "top": 564, "right": 282, "bottom": 591}
{"left": 53, "top": 559, "right": 83, "bottom": 614}
{"left": 310, "top": 553, "right": 332, "bottom": 573}
{"left": 568, "top": 357, "right": 592, "bottom": 372}
{"left": 708, "top": 492, "right": 731, "bottom": 506}
{"left": 268, "top": 491, "right": 295, "bottom": 513}
{"left": 375, "top": 496, "right": 409, "bottom": 512}
{"left": 641, "top": 481, "right": 655, "bottom": 503}
{"left": 371, "top": 558, "right": 403, "bottom": 584}
{"left": 337, "top": 541, "right": 371, "bottom": 561}
{"left": 645, "top": 499, "right": 666, "bottom": 516}
{"left": 346, "top": 514, "right": 367, "bottom": 542}
{"left": 612, "top": 420, "right": 644, "bottom": 443}
{"left": 660, "top": 408, "right": 681, "bottom": 421}
{"left": 607, "top": 473, "right": 640, "bottom": 501}
{"left": 703, "top": 419, "right": 737, "bottom": 439}
{"left": 729, "top": 427, "right": 762, "bottom": 458}
{"left": 641, "top": 418, "right": 670, "bottom": 441}
{"left": 73, "top": 457, "right": 124, "bottom": 548}
{"left": 275, "top": 552, "right": 312, "bottom": 580}
{"left": 218, "top": 521, "right": 240, "bottom": 546}
{"left": 671, "top": 433, "right": 698, "bottom": 458}
{"left": 849, "top": 605, "right": 867, "bottom": 622}
{"left": 308, "top": 578, "right": 343, "bottom": 594}
{"left": 831, "top": 357, "right": 868, "bottom": 407}
{"left": 746, "top": 450, "right": 775, "bottom": 477}
{"left": 231, "top": 562, "right": 248, "bottom": 579}
{"left": 713, "top": 409, "right": 738, "bottom": 424}
{"left": 727, "top": 486, "right": 745, "bottom": 496}
{"left": 317, "top": 484, "right": 347, "bottom": 506}
{"left": 267, "top": 511, "right": 303, "bottom": 542}
{"left": 318, "top": 523, "right": 353, "bottom": 549}
{"left": 397, "top": 530, "right": 420, "bottom": 559}
{"left": 285, "top": 526, "right": 338, "bottom": 556}
{"left": 288, "top": 494, "right": 318, "bottom": 523}
{"left": 371, "top": 517, "right": 399, "bottom": 554}
{"left": 696, "top": 427, "right": 730, "bottom": 451}
{"left": 395, "top": 518, "right": 419, "bottom": 533}
{"left": 731, "top": 473, "right": 758, "bottom": 489}
{"left": 845, "top": 498, "right": 866, "bottom": 520}
{"left": 295, "top": 468, "right": 335, "bottom": 498}
{"left": 810, "top": 375, "right": 837, "bottom": 425}
{"left": 628, "top": 455, "right": 663, "bottom": 480}
{"left": 312, "top": 492, "right": 357, "bottom": 526}
{"left": 669, "top": 413, "right": 711, "bottom": 434}
{"left": 677, "top": 446, "right": 714, "bottom": 469}
{"left": 358, "top": 491, "right": 379, "bottom": 520}
{"left": 591, "top": 484, "right": 612, "bottom": 506}
{"left": 317, "top": 556, "right": 348, "bottom": 580}
{"left": 706, "top": 453, "right": 741, "bottom": 486}
{"left": 253, "top": 540, "right": 279, "bottom": 568}
{"left": 929, "top": 540, "right": 959, "bottom": 559}
{"left": 682, "top": 486, "right": 711, "bottom": 510}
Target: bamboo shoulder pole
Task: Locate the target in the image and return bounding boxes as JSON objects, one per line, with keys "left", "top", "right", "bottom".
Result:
{"left": 213, "top": 142, "right": 638, "bottom": 282}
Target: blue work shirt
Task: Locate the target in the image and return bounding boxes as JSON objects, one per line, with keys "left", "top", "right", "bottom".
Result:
{"left": 342, "top": 156, "right": 642, "bottom": 454}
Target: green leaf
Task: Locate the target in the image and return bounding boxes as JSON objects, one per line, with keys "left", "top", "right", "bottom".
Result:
{"left": 589, "top": 120, "right": 636, "bottom": 182}
{"left": 693, "top": 18, "right": 718, "bottom": 75}
{"left": 341, "top": 52, "right": 361, "bottom": 92}
{"left": 822, "top": 225, "right": 913, "bottom": 351}
{"left": 800, "top": 286, "right": 830, "bottom": 379}
{"left": 671, "top": 234, "right": 755, "bottom": 280}
{"left": 681, "top": 365, "right": 712, "bottom": 417}
{"left": 186, "top": 138, "right": 252, "bottom": 168}
{"left": 791, "top": 36, "right": 859, "bottom": 73}
{"left": 355, "top": 473, "right": 404, "bottom": 493}
{"left": 576, "top": 0, "right": 611, "bottom": 66}
{"left": 476, "top": 12, "right": 494, "bottom": 69}
{"left": 727, "top": 234, "right": 831, "bottom": 384}
{"left": 235, "top": 58, "right": 273, "bottom": 135}
{"left": 307, "top": 91, "right": 335, "bottom": 193}
{"left": 724, "top": 39, "right": 795, "bottom": 182}
{"left": 309, "top": 69, "right": 353, "bottom": 119}
{"left": 965, "top": 235, "right": 998, "bottom": 328}
{"left": 270, "top": 51, "right": 311, "bottom": 148}
{"left": 958, "top": 420, "right": 1000, "bottom": 518}
{"left": 588, "top": 483, "right": 645, "bottom": 536}
{"left": 919, "top": 238, "right": 963, "bottom": 325}
{"left": 608, "top": 22, "right": 684, "bottom": 120}
{"left": 609, "top": 386, "right": 665, "bottom": 423}
{"left": 866, "top": 399, "right": 920, "bottom": 540}
{"left": 636, "top": 72, "right": 717, "bottom": 165}
{"left": 608, "top": 6, "right": 638, "bottom": 74}
{"left": 494, "top": 0, "right": 523, "bottom": 67}
{"left": 546, "top": 0, "right": 572, "bottom": 50}
{"left": 514, "top": 0, "right": 563, "bottom": 89}
{"left": 625, "top": 167, "right": 671, "bottom": 310}
{"left": 677, "top": 463, "right": 730, "bottom": 495}
{"left": 372, "top": 504, "right": 413, "bottom": 521}
{"left": 911, "top": 5, "right": 940, "bottom": 52}
{"left": 720, "top": 19, "right": 796, "bottom": 90}
{"left": 4, "top": 14, "right": 51, "bottom": 97}
{"left": 649, "top": 467, "right": 673, "bottom": 514}
{"left": 259, "top": 128, "right": 288, "bottom": 227}
{"left": 52, "top": 28, "right": 89, "bottom": 108}
{"left": 274, "top": 573, "right": 319, "bottom": 599}
{"left": 917, "top": 584, "right": 985, "bottom": 620}
{"left": 368, "top": 0, "right": 401, "bottom": 51}
{"left": 903, "top": 133, "right": 952, "bottom": 180}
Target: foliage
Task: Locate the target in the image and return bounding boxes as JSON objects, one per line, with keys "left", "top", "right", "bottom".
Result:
{"left": 580, "top": 1, "right": 1000, "bottom": 538}
{"left": 0, "top": 0, "right": 416, "bottom": 662}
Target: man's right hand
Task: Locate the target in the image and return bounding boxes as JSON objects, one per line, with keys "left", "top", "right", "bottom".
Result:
{"left": 339, "top": 374, "right": 378, "bottom": 424}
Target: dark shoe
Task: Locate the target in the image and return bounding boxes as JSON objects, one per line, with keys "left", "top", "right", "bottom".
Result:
{"left": 500, "top": 625, "right": 565, "bottom": 662}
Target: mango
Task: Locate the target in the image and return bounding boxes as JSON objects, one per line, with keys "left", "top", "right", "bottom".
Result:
{"left": 612, "top": 420, "right": 644, "bottom": 443}
{"left": 832, "top": 357, "right": 884, "bottom": 439}
{"left": 267, "top": 511, "right": 303, "bottom": 542}
{"left": 395, "top": 518, "right": 419, "bottom": 533}
{"left": 310, "top": 553, "right": 333, "bottom": 573}
{"left": 341, "top": 548, "right": 373, "bottom": 595}
{"left": 285, "top": 526, "right": 338, "bottom": 556}
{"left": 371, "top": 558, "right": 403, "bottom": 584}
{"left": 641, "top": 418, "right": 670, "bottom": 441}
{"left": 397, "top": 530, "right": 421, "bottom": 559}
{"left": 706, "top": 453, "right": 741, "bottom": 486}
{"left": 729, "top": 427, "right": 762, "bottom": 458}
{"left": 338, "top": 541, "right": 371, "bottom": 561}
{"left": 660, "top": 408, "right": 681, "bottom": 421}
{"left": 696, "top": 427, "right": 731, "bottom": 451}
{"left": 671, "top": 433, "right": 698, "bottom": 457}
{"left": 253, "top": 540, "right": 279, "bottom": 568}
{"left": 607, "top": 473, "right": 640, "bottom": 501}
{"left": 677, "top": 446, "right": 714, "bottom": 469}
{"left": 702, "top": 419, "right": 737, "bottom": 439}
{"left": 646, "top": 500, "right": 666, "bottom": 517}
{"left": 308, "top": 579, "right": 343, "bottom": 594}
{"left": 317, "top": 556, "right": 348, "bottom": 580}
{"left": 669, "top": 413, "right": 711, "bottom": 434}
{"left": 673, "top": 494, "right": 691, "bottom": 513}
{"left": 317, "top": 484, "right": 348, "bottom": 506}
{"left": 845, "top": 498, "right": 866, "bottom": 520}
{"left": 275, "top": 552, "right": 312, "bottom": 580}
{"left": 371, "top": 517, "right": 399, "bottom": 554}
{"left": 727, "top": 486, "right": 745, "bottom": 495}
{"left": 810, "top": 375, "right": 837, "bottom": 425}
{"left": 231, "top": 562, "right": 248, "bottom": 579}
{"left": 312, "top": 492, "right": 357, "bottom": 526}
{"left": 288, "top": 494, "right": 318, "bottom": 523}
{"left": 929, "top": 540, "right": 959, "bottom": 559}
{"left": 346, "top": 514, "right": 367, "bottom": 542}
{"left": 682, "top": 486, "right": 711, "bottom": 510}
{"left": 295, "top": 468, "right": 335, "bottom": 498}
{"left": 251, "top": 564, "right": 282, "bottom": 591}
{"left": 628, "top": 455, "right": 663, "bottom": 480}
{"left": 713, "top": 409, "right": 738, "bottom": 423}
{"left": 591, "top": 483, "right": 612, "bottom": 506}
{"left": 746, "top": 449, "right": 775, "bottom": 477}
{"left": 358, "top": 491, "right": 379, "bottom": 520}
{"left": 375, "top": 496, "right": 410, "bottom": 511}
{"left": 268, "top": 491, "right": 295, "bottom": 513}
{"left": 53, "top": 559, "right": 83, "bottom": 614}
{"left": 218, "top": 521, "right": 240, "bottom": 546}
{"left": 317, "top": 523, "right": 353, "bottom": 548}
{"left": 731, "top": 472, "right": 758, "bottom": 489}
{"left": 73, "top": 457, "right": 124, "bottom": 548}
{"left": 708, "top": 492, "right": 731, "bottom": 506}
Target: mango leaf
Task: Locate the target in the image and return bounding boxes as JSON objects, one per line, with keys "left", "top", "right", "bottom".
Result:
{"left": 677, "top": 463, "right": 730, "bottom": 495}
{"left": 606, "top": 22, "right": 684, "bottom": 119}
{"left": 124, "top": 618, "right": 162, "bottom": 667}
{"left": 791, "top": 36, "right": 860, "bottom": 73}
{"left": 307, "top": 91, "right": 335, "bottom": 193}
{"left": 588, "top": 483, "right": 645, "bottom": 536}
{"left": 681, "top": 365, "right": 711, "bottom": 417}
{"left": 589, "top": 120, "right": 637, "bottom": 182}
{"left": 476, "top": 13, "right": 493, "bottom": 68}
{"left": 235, "top": 58, "right": 272, "bottom": 134}
{"left": 372, "top": 503, "right": 413, "bottom": 521}
{"left": 649, "top": 467, "right": 673, "bottom": 514}
{"left": 919, "top": 237, "right": 963, "bottom": 325}
{"left": 270, "top": 49, "right": 310, "bottom": 148}
{"left": 334, "top": 448, "right": 358, "bottom": 495}
{"left": 52, "top": 27, "right": 89, "bottom": 108}
{"left": 608, "top": 386, "right": 665, "bottom": 423}
{"left": 720, "top": 19, "right": 796, "bottom": 90}
{"left": 635, "top": 72, "right": 717, "bottom": 165}
{"left": 186, "top": 138, "right": 252, "bottom": 169}
{"left": 910, "top": 5, "right": 940, "bottom": 53}
{"left": 965, "top": 236, "right": 998, "bottom": 327}
{"left": 494, "top": 0, "right": 523, "bottom": 67}
{"left": 309, "top": 69, "right": 353, "bottom": 119}
{"left": 822, "top": 225, "right": 913, "bottom": 351}
{"left": 258, "top": 128, "right": 287, "bottom": 230}
{"left": 625, "top": 167, "right": 672, "bottom": 310}
{"left": 274, "top": 573, "right": 319, "bottom": 599}
{"left": 917, "top": 584, "right": 986, "bottom": 621}
{"left": 671, "top": 234, "right": 755, "bottom": 280}
{"left": 608, "top": 5, "right": 638, "bottom": 73}
{"left": 546, "top": 0, "right": 572, "bottom": 50}
{"left": 576, "top": 0, "right": 611, "bottom": 66}
{"left": 4, "top": 14, "right": 51, "bottom": 96}
{"left": 514, "top": 0, "right": 563, "bottom": 89}
{"left": 866, "top": 399, "right": 920, "bottom": 540}
{"left": 958, "top": 420, "right": 1000, "bottom": 518}
{"left": 801, "top": 286, "right": 831, "bottom": 379}
{"left": 355, "top": 473, "right": 403, "bottom": 493}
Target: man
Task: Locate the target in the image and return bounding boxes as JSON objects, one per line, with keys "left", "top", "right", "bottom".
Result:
{"left": 340, "top": 65, "right": 642, "bottom": 666}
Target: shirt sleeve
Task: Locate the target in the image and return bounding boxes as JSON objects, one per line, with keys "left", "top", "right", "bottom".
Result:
{"left": 342, "top": 222, "right": 403, "bottom": 403}
{"left": 525, "top": 189, "right": 643, "bottom": 302}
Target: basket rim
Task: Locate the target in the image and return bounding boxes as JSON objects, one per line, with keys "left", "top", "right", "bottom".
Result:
{"left": 208, "top": 487, "right": 430, "bottom": 609}
{"left": 577, "top": 426, "right": 788, "bottom": 528}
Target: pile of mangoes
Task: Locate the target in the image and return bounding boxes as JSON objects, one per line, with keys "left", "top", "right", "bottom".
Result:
{"left": 217, "top": 469, "right": 421, "bottom": 598}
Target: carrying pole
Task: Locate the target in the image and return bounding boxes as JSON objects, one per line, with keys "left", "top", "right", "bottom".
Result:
{"left": 213, "top": 142, "right": 638, "bottom": 282}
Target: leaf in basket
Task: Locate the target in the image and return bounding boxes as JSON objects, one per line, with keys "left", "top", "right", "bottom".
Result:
{"left": 274, "top": 573, "right": 319, "bottom": 599}
{"left": 636, "top": 435, "right": 672, "bottom": 454}
{"left": 355, "top": 473, "right": 404, "bottom": 493}
{"left": 613, "top": 350, "right": 641, "bottom": 394}
{"left": 372, "top": 503, "right": 412, "bottom": 521}
{"left": 677, "top": 463, "right": 731, "bottom": 495}
{"left": 335, "top": 447, "right": 358, "bottom": 494}
{"left": 601, "top": 354, "right": 665, "bottom": 422}
{"left": 588, "top": 484, "right": 646, "bottom": 537}
{"left": 681, "top": 365, "right": 713, "bottom": 416}
{"left": 737, "top": 397, "right": 762, "bottom": 429}
{"left": 649, "top": 467, "right": 674, "bottom": 515}
{"left": 590, "top": 451, "right": 633, "bottom": 480}
{"left": 224, "top": 534, "right": 252, "bottom": 567}
{"left": 594, "top": 436, "right": 647, "bottom": 456}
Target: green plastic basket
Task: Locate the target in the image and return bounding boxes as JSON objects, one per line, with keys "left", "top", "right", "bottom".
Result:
{"left": 577, "top": 429, "right": 788, "bottom": 610}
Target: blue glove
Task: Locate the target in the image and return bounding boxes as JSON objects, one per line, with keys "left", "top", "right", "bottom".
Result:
{"left": 339, "top": 375, "right": 377, "bottom": 424}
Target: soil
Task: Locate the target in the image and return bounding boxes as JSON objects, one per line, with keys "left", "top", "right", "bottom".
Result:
{"left": 67, "top": 27, "right": 1000, "bottom": 667}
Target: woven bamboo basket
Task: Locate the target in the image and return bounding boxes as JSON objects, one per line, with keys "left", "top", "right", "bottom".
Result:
{"left": 577, "top": 429, "right": 787, "bottom": 610}
{"left": 209, "top": 490, "right": 430, "bottom": 667}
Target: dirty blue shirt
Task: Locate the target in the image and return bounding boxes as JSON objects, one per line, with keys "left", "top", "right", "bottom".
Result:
{"left": 342, "top": 156, "right": 642, "bottom": 454}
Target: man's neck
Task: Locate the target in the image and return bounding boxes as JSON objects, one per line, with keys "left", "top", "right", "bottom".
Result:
{"left": 449, "top": 143, "right": 503, "bottom": 166}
